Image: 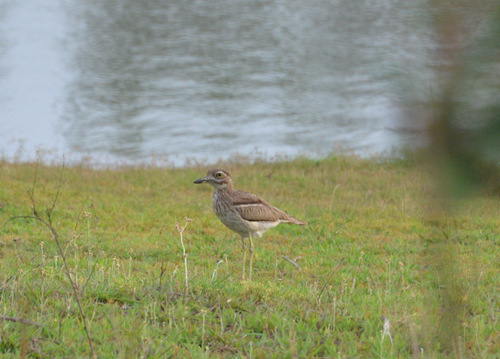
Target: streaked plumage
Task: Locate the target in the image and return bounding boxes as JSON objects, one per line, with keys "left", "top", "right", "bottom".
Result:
{"left": 194, "top": 168, "right": 306, "bottom": 280}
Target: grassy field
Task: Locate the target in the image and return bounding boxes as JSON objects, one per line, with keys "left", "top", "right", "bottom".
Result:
{"left": 0, "top": 155, "right": 498, "bottom": 358}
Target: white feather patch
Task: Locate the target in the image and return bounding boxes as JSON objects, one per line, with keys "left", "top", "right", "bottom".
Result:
{"left": 234, "top": 203, "right": 263, "bottom": 208}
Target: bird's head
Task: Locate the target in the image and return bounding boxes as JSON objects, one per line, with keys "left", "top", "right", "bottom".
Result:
{"left": 194, "top": 168, "right": 233, "bottom": 190}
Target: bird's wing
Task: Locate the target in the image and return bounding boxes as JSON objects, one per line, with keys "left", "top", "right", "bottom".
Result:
{"left": 231, "top": 190, "right": 292, "bottom": 222}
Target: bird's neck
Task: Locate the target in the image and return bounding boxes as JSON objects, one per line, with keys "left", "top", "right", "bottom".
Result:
{"left": 214, "top": 182, "right": 234, "bottom": 194}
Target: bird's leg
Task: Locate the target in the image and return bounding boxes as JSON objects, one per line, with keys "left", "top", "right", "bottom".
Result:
{"left": 241, "top": 236, "right": 246, "bottom": 280}
{"left": 248, "top": 233, "right": 254, "bottom": 281}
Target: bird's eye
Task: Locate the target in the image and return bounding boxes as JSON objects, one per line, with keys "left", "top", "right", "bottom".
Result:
{"left": 215, "top": 172, "right": 224, "bottom": 178}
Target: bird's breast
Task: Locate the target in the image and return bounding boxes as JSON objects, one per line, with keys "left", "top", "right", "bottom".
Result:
{"left": 213, "top": 190, "right": 252, "bottom": 235}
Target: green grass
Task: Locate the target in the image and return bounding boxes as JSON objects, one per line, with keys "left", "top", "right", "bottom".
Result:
{"left": 0, "top": 155, "right": 498, "bottom": 358}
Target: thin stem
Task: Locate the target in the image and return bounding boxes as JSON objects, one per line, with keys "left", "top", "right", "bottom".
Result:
{"left": 176, "top": 218, "right": 192, "bottom": 296}
{"left": 281, "top": 255, "right": 300, "bottom": 270}
{"left": 47, "top": 156, "right": 65, "bottom": 223}
{"left": 28, "top": 160, "right": 39, "bottom": 216}
{"left": 180, "top": 229, "right": 188, "bottom": 294}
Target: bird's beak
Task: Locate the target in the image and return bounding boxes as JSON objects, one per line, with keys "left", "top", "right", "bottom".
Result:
{"left": 193, "top": 176, "right": 208, "bottom": 184}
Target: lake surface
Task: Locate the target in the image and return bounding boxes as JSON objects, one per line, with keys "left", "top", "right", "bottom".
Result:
{"left": 0, "top": 0, "right": 489, "bottom": 166}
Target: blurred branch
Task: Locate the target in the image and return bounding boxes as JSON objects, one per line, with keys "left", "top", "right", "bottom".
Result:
{"left": 410, "top": 1, "right": 500, "bottom": 357}
{"left": 425, "top": 1, "right": 500, "bottom": 197}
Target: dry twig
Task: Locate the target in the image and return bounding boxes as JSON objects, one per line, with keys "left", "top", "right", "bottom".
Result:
{"left": 176, "top": 217, "right": 192, "bottom": 295}
{"left": 0, "top": 315, "right": 42, "bottom": 327}
{"left": 5, "top": 160, "right": 96, "bottom": 358}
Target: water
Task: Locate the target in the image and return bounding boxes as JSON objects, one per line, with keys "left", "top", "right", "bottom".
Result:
{"left": 0, "top": 0, "right": 439, "bottom": 166}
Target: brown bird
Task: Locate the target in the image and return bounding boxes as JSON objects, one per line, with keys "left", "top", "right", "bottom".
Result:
{"left": 194, "top": 168, "right": 306, "bottom": 280}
